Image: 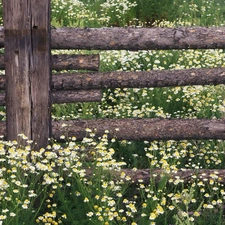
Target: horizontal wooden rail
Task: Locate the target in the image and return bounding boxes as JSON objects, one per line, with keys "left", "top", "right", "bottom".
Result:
{"left": 52, "top": 90, "right": 102, "bottom": 103}
{"left": 0, "top": 90, "right": 102, "bottom": 105}
{"left": 0, "top": 53, "right": 99, "bottom": 71}
{"left": 0, "top": 67, "right": 224, "bottom": 91}
{"left": 0, "top": 119, "right": 224, "bottom": 140}
{"left": 53, "top": 118, "right": 225, "bottom": 141}
{"left": 52, "top": 54, "right": 99, "bottom": 71}
{"left": 52, "top": 68, "right": 225, "bottom": 90}
{"left": 86, "top": 169, "right": 225, "bottom": 184}
{"left": 0, "top": 27, "right": 225, "bottom": 50}
{"left": 51, "top": 27, "right": 225, "bottom": 50}
{"left": 0, "top": 53, "right": 3, "bottom": 69}
{"left": 0, "top": 27, "right": 3, "bottom": 47}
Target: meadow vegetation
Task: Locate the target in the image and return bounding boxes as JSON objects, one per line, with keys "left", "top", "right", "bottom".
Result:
{"left": 0, "top": 0, "right": 225, "bottom": 224}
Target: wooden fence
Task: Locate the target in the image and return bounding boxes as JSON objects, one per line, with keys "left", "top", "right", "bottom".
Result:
{"left": 0, "top": 0, "right": 225, "bottom": 152}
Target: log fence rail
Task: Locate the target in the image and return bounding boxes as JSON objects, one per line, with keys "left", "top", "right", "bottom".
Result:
{"left": 0, "top": 26, "right": 225, "bottom": 144}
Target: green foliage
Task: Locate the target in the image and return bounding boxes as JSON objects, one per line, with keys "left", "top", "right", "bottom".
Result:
{"left": 50, "top": 0, "right": 225, "bottom": 27}
{"left": 128, "top": 0, "right": 177, "bottom": 26}
{"left": 0, "top": 0, "right": 225, "bottom": 27}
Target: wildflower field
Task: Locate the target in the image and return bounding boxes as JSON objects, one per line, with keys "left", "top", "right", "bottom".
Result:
{"left": 1, "top": 0, "right": 225, "bottom": 224}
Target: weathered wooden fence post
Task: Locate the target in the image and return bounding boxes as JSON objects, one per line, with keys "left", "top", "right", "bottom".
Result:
{"left": 3, "top": 1, "right": 51, "bottom": 148}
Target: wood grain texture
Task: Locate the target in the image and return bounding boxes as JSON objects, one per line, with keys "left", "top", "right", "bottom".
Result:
{"left": 1, "top": 67, "right": 224, "bottom": 91}
{"left": 51, "top": 68, "right": 225, "bottom": 90}
{"left": 0, "top": 90, "right": 102, "bottom": 105}
{"left": 0, "top": 118, "right": 224, "bottom": 141}
{"left": 51, "top": 90, "right": 102, "bottom": 103}
{"left": 52, "top": 54, "right": 99, "bottom": 71}
{"left": 0, "top": 53, "right": 100, "bottom": 71}
{"left": 52, "top": 118, "right": 225, "bottom": 141}
{"left": 87, "top": 169, "right": 225, "bottom": 184}
{"left": 0, "top": 26, "right": 225, "bottom": 50}
{"left": 3, "top": 0, "right": 51, "bottom": 148}
{"left": 50, "top": 27, "right": 225, "bottom": 50}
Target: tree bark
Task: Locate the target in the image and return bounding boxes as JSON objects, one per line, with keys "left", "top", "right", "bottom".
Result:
{"left": 52, "top": 118, "right": 225, "bottom": 141}
{"left": 0, "top": 27, "right": 3, "bottom": 48}
{"left": 0, "top": 92, "right": 5, "bottom": 105}
{"left": 0, "top": 26, "right": 225, "bottom": 50}
{"left": 50, "top": 27, "right": 225, "bottom": 50}
{"left": 52, "top": 90, "right": 102, "bottom": 104}
{"left": 0, "top": 121, "right": 6, "bottom": 137}
{"left": 85, "top": 168, "right": 225, "bottom": 184}
{"left": 52, "top": 68, "right": 225, "bottom": 90}
{"left": 0, "top": 90, "right": 102, "bottom": 105}
{"left": 0, "top": 53, "right": 99, "bottom": 71}
{"left": 1, "top": 67, "right": 224, "bottom": 91}
{"left": 0, "top": 76, "right": 4, "bottom": 90}
{"left": 3, "top": 0, "right": 51, "bottom": 148}
{"left": 52, "top": 54, "right": 99, "bottom": 71}
{"left": 0, "top": 119, "right": 224, "bottom": 140}
{"left": 0, "top": 53, "right": 4, "bottom": 69}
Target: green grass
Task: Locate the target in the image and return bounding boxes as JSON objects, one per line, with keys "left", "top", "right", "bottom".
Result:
{"left": 1, "top": 0, "right": 225, "bottom": 224}
{"left": 50, "top": 0, "right": 225, "bottom": 27}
